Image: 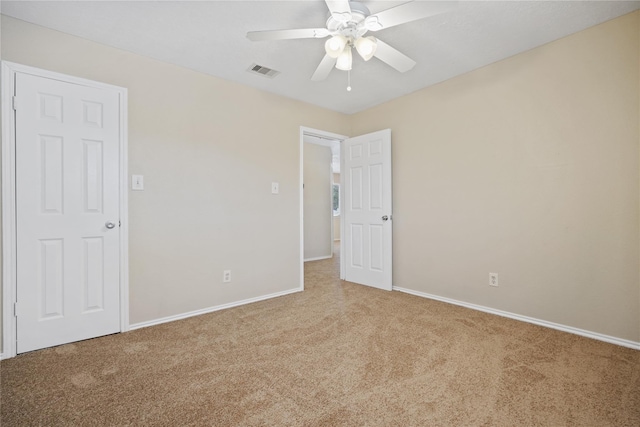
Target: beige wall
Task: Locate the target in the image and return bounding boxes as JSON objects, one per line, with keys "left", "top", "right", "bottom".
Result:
{"left": 2, "top": 11, "right": 640, "bottom": 350}
{"left": 303, "top": 143, "right": 333, "bottom": 260}
{"left": 0, "top": 15, "right": 350, "bottom": 330}
{"left": 352, "top": 12, "right": 640, "bottom": 341}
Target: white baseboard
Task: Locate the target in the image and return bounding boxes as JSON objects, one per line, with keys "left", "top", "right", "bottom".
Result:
{"left": 393, "top": 286, "right": 640, "bottom": 351}
{"left": 130, "top": 288, "right": 302, "bottom": 331}
{"left": 304, "top": 255, "right": 332, "bottom": 262}
{"left": 0, "top": 352, "right": 6, "bottom": 360}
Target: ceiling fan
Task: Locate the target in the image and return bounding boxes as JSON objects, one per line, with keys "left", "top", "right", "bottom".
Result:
{"left": 246, "top": 0, "right": 455, "bottom": 82}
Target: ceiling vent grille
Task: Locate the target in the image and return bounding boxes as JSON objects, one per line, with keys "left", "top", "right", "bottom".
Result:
{"left": 247, "top": 63, "right": 280, "bottom": 78}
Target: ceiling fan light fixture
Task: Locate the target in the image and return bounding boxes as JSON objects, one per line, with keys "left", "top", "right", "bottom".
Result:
{"left": 325, "top": 35, "right": 348, "bottom": 58}
{"left": 355, "top": 36, "right": 377, "bottom": 61}
{"left": 335, "top": 45, "right": 353, "bottom": 71}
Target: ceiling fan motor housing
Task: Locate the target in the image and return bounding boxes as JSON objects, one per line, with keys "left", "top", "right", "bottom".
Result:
{"left": 327, "top": 1, "right": 370, "bottom": 41}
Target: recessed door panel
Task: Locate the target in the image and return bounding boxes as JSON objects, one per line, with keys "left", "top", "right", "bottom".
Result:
{"left": 38, "top": 93, "right": 63, "bottom": 122}
{"left": 39, "top": 239, "right": 64, "bottom": 320}
{"left": 368, "top": 139, "right": 382, "bottom": 156}
{"left": 82, "top": 100, "right": 103, "bottom": 128}
{"left": 350, "top": 166, "right": 363, "bottom": 211}
{"left": 83, "top": 237, "right": 105, "bottom": 313}
{"left": 369, "top": 225, "right": 384, "bottom": 272}
{"left": 350, "top": 224, "right": 364, "bottom": 268}
{"left": 350, "top": 143, "right": 363, "bottom": 160}
{"left": 82, "top": 139, "right": 104, "bottom": 213}
{"left": 369, "top": 163, "right": 383, "bottom": 210}
{"left": 40, "top": 135, "right": 64, "bottom": 214}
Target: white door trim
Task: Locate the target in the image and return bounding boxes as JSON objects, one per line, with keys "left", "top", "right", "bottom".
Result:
{"left": 299, "top": 126, "right": 347, "bottom": 289}
{"left": 1, "top": 61, "right": 129, "bottom": 359}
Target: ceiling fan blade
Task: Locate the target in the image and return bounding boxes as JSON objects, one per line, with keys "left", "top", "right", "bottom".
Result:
{"left": 325, "top": 0, "right": 352, "bottom": 22}
{"left": 311, "top": 54, "right": 337, "bottom": 81}
{"left": 373, "top": 39, "right": 416, "bottom": 73}
{"left": 247, "top": 28, "right": 330, "bottom": 41}
{"left": 365, "top": 1, "right": 457, "bottom": 31}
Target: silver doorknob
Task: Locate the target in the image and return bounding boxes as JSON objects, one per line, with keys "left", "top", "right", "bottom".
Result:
{"left": 382, "top": 215, "right": 389, "bottom": 221}
{"left": 105, "top": 221, "right": 116, "bottom": 229}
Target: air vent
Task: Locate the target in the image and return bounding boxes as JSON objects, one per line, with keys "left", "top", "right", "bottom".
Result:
{"left": 247, "top": 63, "right": 280, "bottom": 78}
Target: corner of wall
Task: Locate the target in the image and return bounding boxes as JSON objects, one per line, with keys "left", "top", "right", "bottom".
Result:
{"left": 637, "top": 9, "right": 640, "bottom": 342}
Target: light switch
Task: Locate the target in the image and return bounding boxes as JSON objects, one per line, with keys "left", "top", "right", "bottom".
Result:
{"left": 271, "top": 182, "right": 279, "bottom": 194}
{"left": 132, "top": 175, "right": 144, "bottom": 191}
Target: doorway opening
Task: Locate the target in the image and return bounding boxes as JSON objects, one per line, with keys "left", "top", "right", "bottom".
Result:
{"left": 300, "top": 127, "right": 393, "bottom": 292}
{"left": 299, "top": 127, "right": 347, "bottom": 289}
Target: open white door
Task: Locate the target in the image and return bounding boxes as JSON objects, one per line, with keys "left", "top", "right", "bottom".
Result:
{"left": 14, "top": 71, "right": 122, "bottom": 353}
{"left": 342, "top": 129, "right": 392, "bottom": 290}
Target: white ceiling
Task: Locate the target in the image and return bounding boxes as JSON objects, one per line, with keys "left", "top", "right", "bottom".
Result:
{"left": 2, "top": 1, "right": 639, "bottom": 114}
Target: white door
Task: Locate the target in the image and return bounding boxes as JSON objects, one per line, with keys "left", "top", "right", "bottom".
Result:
{"left": 15, "top": 72, "right": 121, "bottom": 353}
{"left": 343, "top": 129, "right": 392, "bottom": 290}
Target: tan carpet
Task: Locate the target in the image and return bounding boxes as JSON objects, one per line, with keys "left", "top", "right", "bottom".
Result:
{"left": 2, "top": 249, "right": 639, "bottom": 426}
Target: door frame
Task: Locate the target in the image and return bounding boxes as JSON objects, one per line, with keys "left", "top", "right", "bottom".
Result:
{"left": 299, "top": 126, "right": 347, "bottom": 289}
{"left": 1, "top": 61, "right": 130, "bottom": 359}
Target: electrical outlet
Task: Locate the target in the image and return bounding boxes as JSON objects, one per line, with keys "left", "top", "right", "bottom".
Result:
{"left": 489, "top": 273, "right": 498, "bottom": 287}
{"left": 223, "top": 270, "right": 231, "bottom": 283}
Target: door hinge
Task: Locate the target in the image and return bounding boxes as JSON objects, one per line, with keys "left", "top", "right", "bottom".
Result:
{"left": 12, "top": 96, "right": 17, "bottom": 111}
{"left": 13, "top": 302, "right": 18, "bottom": 317}
{"left": 119, "top": 220, "right": 121, "bottom": 227}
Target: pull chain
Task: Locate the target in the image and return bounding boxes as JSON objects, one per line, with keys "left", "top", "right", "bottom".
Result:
{"left": 347, "top": 70, "right": 352, "bottom": 92}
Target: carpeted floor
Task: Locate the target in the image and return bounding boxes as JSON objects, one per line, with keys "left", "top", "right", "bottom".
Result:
{"left": 1, "top": 246, "right": 639, "bottom": 426}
